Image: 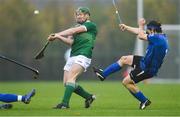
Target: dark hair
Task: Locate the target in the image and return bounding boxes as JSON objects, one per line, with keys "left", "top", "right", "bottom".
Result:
{"left": 147, "top": 20, "right": 162, "bottom": 33}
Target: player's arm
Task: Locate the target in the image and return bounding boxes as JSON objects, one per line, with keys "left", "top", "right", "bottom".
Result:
{"left": 56, "top": 26, "right": 87, "bottom": 36}
{"left": 119, "top": 18, "right": 145, "bottom": 34}
{"left": 137, "top": 18, "right": 148, "bottom": 41}
{"left": 138, "top": 18, "right": 145, "bottom": 30}
{"left": 137, "top": 29, "right": 148, "bottom": 41}
{"left": 119, "top": 19, "right": 148, "bottom": 41}
{"left": 48, "top": 34, "right": 74, "bottom": 46}
{"left": 119, "top": 24, "right": 140, "bottom": 34}
{"left": 57, "top": 35, "right": 74, "bottom": 46}
{"left": 47, "top": 26, "right": 87, "bottom": 45}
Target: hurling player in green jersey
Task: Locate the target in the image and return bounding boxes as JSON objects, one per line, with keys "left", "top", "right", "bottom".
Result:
{"left": 48, "top": 7, "right": 97, "bottom": 109}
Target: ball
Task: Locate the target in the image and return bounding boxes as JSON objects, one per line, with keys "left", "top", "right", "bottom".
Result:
{"left": 34, "top": 10, "right": 39, "bottom": 15}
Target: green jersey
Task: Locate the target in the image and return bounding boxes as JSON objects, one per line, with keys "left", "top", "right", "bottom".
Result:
{"left": 71, "top": 21, "right": 97, "bottom": 58}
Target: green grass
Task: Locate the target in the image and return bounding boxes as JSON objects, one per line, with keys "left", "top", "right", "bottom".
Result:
{"left": 0, "top": 81, "right": 180, "bottom": 116}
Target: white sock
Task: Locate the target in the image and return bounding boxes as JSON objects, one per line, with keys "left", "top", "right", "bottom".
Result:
{"left": 17, "top": 95, "right": 22, "bottom": 101}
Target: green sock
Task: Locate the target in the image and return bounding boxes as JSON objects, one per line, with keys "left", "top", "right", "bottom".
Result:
{"left": 74, "top": 84, "right": 92, "bottom": 99}
{"left": 62, "top": 82, "right": 75, "bottom": 105}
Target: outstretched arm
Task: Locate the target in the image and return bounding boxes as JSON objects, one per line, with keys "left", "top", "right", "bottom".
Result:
{"left": 47, "top": 25, "right": 87, "bottom": 45}
{"left": 119, "top": 24, "right": 140, "bottom": 34}
{"left": 48, "top": 34, "right": 74, "bottom": 46}
{"left": 119, "top": 18, "right": 148, "bottom": 41}
{"left": 57, "top": 26, "right": 87, "bottom": 36}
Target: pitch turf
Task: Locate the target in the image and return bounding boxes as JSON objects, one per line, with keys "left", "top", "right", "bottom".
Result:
{"left": 0, "top": 81, "right": 180, "bottom": 116}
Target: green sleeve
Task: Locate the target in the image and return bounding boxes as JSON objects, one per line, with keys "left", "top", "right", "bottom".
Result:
{"left": 83, "top": 22, "right": 96, "bottom": 31}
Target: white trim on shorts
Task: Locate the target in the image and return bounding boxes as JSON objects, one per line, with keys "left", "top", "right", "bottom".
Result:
{"left": 63, "top": 55, "right": 91, "bottom": 72}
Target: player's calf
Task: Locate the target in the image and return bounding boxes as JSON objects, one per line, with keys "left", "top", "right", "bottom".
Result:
{"left": 93, "top": 62, "right": 122, "bottom": 81}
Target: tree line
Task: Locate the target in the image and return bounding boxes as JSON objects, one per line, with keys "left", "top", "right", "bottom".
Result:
{"left": 0, "top": 0, "right": 178, "bottom": 80}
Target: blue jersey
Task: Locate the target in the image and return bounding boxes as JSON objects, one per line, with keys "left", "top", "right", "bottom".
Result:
{"left": 140, "top": 34, "right": 169, "bottom": 76}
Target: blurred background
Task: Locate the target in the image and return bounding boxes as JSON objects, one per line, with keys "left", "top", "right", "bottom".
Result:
{"left": 0, "top": 0, "right": 180, "bottom": 83}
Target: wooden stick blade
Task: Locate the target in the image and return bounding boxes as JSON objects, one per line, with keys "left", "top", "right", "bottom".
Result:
{"left": 34, "top": 41, "right": 49, "bottom": 60}
{"left": 35, "top": 51, "right": 44, "bottom": 59}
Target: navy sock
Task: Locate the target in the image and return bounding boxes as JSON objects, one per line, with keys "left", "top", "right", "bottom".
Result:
{"left": 130, "top": 91, "right": 147, "bottom": 103}
{"left": 0, "top": 94, "right": 18, "bottom": 103}
{"left": 22, "top": 96, "right": 26, "bottom": 102}
{"left": 103, "top": 62, "right": 121, "bottom": 77}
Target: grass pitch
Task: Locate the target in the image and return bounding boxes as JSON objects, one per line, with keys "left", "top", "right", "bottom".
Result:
{"left": 0, "top": 81, "right": 180, "bottom": 116}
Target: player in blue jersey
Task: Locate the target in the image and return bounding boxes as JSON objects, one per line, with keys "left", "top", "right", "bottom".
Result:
{"left": 0, "top": 89, "right": 35, "bottom": 109}
{"left": 93, "top": 18, "right": 168, "bottom": 110}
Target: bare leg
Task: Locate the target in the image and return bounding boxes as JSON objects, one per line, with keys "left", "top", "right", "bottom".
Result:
{"left": 93, "top": 55, "right": 134, "bottom": 80}
{"left": 63, "top": 70, "right": 69, "bottom": 85}
{"left": 66, "top": 63, "right": 84, "bottom": 83}
{"left": 122, "top": 75, "right": 139, "bottom": 93}
{"left": 122, "top": 75, "right": 151, "bottom": 109}
{"left": 54, "top": 64, "right": 84, "bottom": 109}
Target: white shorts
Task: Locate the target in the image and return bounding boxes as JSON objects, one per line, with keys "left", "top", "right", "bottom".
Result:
{"left": 63, "top": 55, "right": 91, "bottom": 72}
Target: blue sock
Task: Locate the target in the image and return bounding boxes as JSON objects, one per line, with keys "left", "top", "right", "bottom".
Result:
{"left": 22, "top": 96, "right": 26, "bottom": 102}
{"left": 0, "top": 94, "right": 26, "bottom": 103}
{"left": 0, "top": 94, "right": 18, "bottom": 103}
{"left": 103, "top": 62, "right": 121, "bottom": 77}
{"left": 130, "top": 91, "right": 147, "bottom": 103}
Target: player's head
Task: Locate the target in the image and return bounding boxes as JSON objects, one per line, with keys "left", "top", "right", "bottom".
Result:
{"left": 75, "top": 7, "right": 90, "bottom": 24}
{"left": 146, "top": 20, "right": 162, "bottom": 34}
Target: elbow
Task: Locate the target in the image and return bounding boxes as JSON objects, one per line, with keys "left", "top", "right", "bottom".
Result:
{"left": 137, "top": 30, "right": 147, "bottom": 40}
{"left": 137, "top": 34, "right": 142, "bottom": 39}
{"left": 69, "top": 42, "right": 73, "bottom": 46}
{"left": 68, "top": 40, "right": 74, "bottom": 46}
{"left": 137, "top": 34, "right": 147, "bottom": 40}
{"left": 137, "top": 34, "right": 143, "bottom": 40}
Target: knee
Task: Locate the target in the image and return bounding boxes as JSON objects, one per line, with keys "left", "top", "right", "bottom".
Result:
{"left": 122, "top": 78, "right": 128, "bottom": 87}
{"left": 66, "top": 73, "right": 77, "bottom": 83}
{"left": 118, "top": 56, "right": 127, "bottom": 66}
{"left": 66, "top": 77, "right": 76, "bottom": 83}
{"left": 122, "top": 76, "right": 132, "bottom": 87}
